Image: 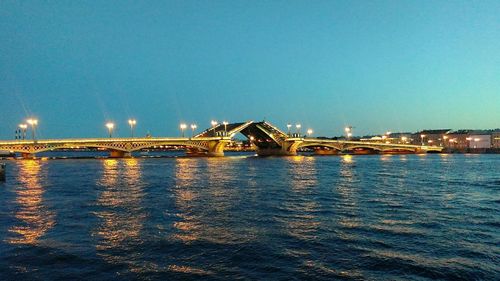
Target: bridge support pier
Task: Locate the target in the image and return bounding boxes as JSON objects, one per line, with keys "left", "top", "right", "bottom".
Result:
{"left": 207, "top": 151, "right": 225, "bottom": 157}
{"left": 256, "top": 148, "right": 297, "bottom": 156}
{"left": 21, "top": 153, "right": 35, "bottom": 159}
{"left": 206, "top": 140, "right": 229, "bottom": 157}
{"left": 109, "top": 150, "right": 132, "bottom": 158}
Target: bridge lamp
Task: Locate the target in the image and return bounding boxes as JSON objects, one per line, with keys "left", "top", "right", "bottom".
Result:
{"left": 19, "top": 124, "right": 28, "bottom": 140}
{"left": 180, "top": 123, "right": 187, "bottom": 137}
{"left": 190, "top": 124, "right": 197, "bottom": 137}
{"left": 307, "top": 129, "right": 313, "bottom": 137}
{"left": 128, "top": 119, "right": 137, "bottom": 138}
{"left": 287, "top": 124, "right": 292, "bottom": 136}
{"left": 296, "top": 124, "right": 301, "bottom": 136}
{"left": 401, "top": 136, "right": 408, "bottom": 143}
{"left": 26, "top": 118, "right": 38, "bottom": 141}
{"left": 211, "top": 120, "right": 218, "bottom": 136}
{"left": 222, "top": 121, "right": 229, "bottom": 136}
{"left": 345, "top": 126, "right": 353, "bottom": 140}
{"left": 106, "top": 122, "right": 115, "bottom": 138}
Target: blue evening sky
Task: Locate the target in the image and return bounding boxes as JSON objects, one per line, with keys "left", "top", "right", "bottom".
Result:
{"left": 1, "top": 0, "right": 499, "bottom": 139}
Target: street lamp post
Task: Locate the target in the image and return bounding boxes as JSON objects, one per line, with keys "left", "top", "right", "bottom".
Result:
{"left": 19, "top": 124, "right": 27, "bottom": 140}
{"left": 307, "top": 129, "right": 313, "bottom": 138}
{"left": 442, "top": 135, "right": 448, "bottom": 147}
{"left": 26, "top": 118, "right": 38, "bottom": 141}
{"left": 420, "top": 134, "right": 426, "bottom": 145}
{"left": 106, "top": 122, "right": 114, "bottom": 138}
{"left": 128, "top": 119, "right": 137, "bottom": 138}
{"left": 345, "top": 126, "right": 352, "bottom": 140}
{"left": 180, "top": 123, "right": 187, "bottom": 137}
{"left": 222, "top": 121, "right": 229, "bottom": 136}
{"left": 287, "top": 124, "right": 292, "bottom": 136}
{"left": 190, "top": 124, "right": 197, "bottom": 138}
{"left": 296, "top": 124, "right": 301, "bottom": 137}
{"left": 211, "top": 120, "right": 218, "bottom": 136}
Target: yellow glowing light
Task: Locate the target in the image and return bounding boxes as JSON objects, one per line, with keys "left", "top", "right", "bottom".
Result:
{"left": 27, "top": 119, "right": 38, "bottom": 126}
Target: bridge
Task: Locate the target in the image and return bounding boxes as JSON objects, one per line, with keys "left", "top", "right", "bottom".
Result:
{"left": 0, "top": 121, "right": 442, "bottom": 158}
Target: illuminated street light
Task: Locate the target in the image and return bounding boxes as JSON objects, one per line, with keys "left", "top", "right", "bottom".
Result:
{"left": 401, "top": 136, "right": 408, "bottom": 143}
{"left": 442, "top": 135, "right": 448, "bottom": 146}
{"left": 345, "top": 126, "right": 353, "bottom": 140}
{"left": 27, "top": 118, "right": 38, "bottom": 141}
{"left": 211, "top": 120, "right": 218, "bottom": 136}
{"left": 190, "top": 124, "right": 197, "bottom": 137}
{"left": 128, "top": 119, "right": 137, "bottom": 138}
{"left": 307, "top": 129, "right": 313, "bottom": 137}
{"left": 223, "top": 121, "right": 229, "bottom": 136}
{"left": 420, "top": 134, "right": 426, "bottom": 145}
{"left": 19, "top": 124, "right": 28, "bottom": 140}
{"left": 106, "top": 122, "right": 114, "bottom": 138}
{"left": 287, "top": 124, "right": 292, "bottom": 136}
{"left": 296, "top": 124, "right": 301, "bottom": 136}
{"left": 180, "top": 123, "right": 187, "bottom": 137}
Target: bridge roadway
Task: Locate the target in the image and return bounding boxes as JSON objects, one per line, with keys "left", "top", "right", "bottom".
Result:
{"left": 0, "top": 121, "right": 443, "bottom": 158}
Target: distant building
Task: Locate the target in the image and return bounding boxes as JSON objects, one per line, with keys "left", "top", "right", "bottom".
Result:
{"left": 360, "top": 132, "right": 412, "bottom": 144}
{"left": 468, "top": 132, "right": 491, "bottom": 149}
{"left": 446, "top": 130, "right": 472, "bottom": 149}
{"left": 412, "top": 129, "right": 451, "bottom": 146}
{"left": 492, "top": 131, "right": 500, "bottom": 149}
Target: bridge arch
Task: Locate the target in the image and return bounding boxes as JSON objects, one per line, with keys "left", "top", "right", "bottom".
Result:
{"left": 127, "top": 141, "right": 210, "bottom": 152}
{"left": 293, "top": 142, "right": 343, "bottom": 153}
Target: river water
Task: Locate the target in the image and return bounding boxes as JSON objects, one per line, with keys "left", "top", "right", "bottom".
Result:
{"left": 0, "top": 153, "right": 499, "bottom": 280}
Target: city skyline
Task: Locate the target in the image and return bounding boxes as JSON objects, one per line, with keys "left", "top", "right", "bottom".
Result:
{"left": 1, "top": 1, "right": 499, "bottom": 139}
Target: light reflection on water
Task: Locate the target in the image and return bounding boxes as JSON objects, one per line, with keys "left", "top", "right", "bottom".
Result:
{"left": 94, "top": 158, "right": 146, "bottom": 271}
{"left": 0, "top": 154, "right": 498, "bottom": 280}
{"left": 281, "top": 156, "right": 320, "bottom": 241}
{"left": 172, "top": 158, "right": 202, "bottom": 244}
{"left": 7, "top": 160, "right": 54, "bottom": 245}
